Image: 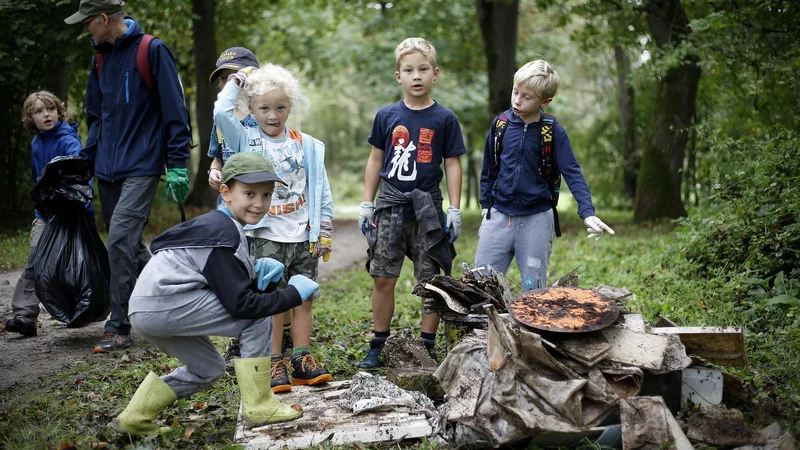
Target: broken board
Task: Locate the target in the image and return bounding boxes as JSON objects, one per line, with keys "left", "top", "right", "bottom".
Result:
{"left": 601, "top": 327, "right": 669, "bottom": 370}
{"left": 234, "top": 380, "right": 434, "bottom": 449}
{"left": 651, "top": 326, "right": 747, "bottom": 367}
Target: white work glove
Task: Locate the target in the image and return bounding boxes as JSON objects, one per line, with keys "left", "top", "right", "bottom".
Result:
{"left": 227, "top": 70, "right": 249, "bottom": 87}
{"left": 444, "top": 206, "right": 462, "bottom": 243}
{"left": 358, "top": 201, "right": 375, "bottom": 235}
{"left": 584, "top": 216, "right": 615, "bottom": 240}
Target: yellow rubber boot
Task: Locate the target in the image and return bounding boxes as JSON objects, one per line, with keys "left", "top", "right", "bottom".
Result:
{"left": 234, "top": 357, "right": 303, "bottom": 426}
{"left": 112, "top": 372, "right": 178, "bottom": 435}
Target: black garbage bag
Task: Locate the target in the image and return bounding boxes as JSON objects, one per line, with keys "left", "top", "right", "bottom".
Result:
{"left": 31, "top": 156, "right": 110, "bottom": 326}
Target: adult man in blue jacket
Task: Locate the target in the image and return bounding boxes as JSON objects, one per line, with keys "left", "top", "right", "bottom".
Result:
{"left": 65, "top": 0, "right": 192, "bottom": 353}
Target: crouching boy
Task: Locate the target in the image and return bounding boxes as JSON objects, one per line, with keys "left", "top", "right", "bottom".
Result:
{"left": 112, "top": 152, "right": 319, "bottom": 435}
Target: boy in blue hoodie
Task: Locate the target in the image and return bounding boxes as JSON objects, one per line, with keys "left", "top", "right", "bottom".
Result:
{"left": 113, "top": 152, "right": 316, "bottom": 436}
{"left": 4, "top": 91, "right": 92, "bottom": 337}
{"left": 476, "top": 60, "right": 615, "bottom": 290}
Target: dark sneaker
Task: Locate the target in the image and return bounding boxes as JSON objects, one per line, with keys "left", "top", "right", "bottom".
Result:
{"left": 271, "top": 359, "right": 293, "bottom": 393}
{"left": 291, "top": 351, "right": 332, "bottom": 386}
{"left": 224, "top": 339, "right": 241, "bottom": 364}
{"left": 427, "top": 346, "right": 439, "bottom": 364}
{"left": 5, "top": 315, "right": 37, "bottom": 337}
{"left": 280, "top": 327, "right": 293, "bottom": 359}
{"left": 93, "top": 332, "right": 133, "bottom": 353}
{"left": 357, "top": 347, "right": 384, "bottom": 369}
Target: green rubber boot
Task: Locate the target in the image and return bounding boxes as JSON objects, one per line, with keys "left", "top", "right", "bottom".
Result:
{"left": 234, "top": 357, "right": 303, "bottom": 426}
{"left": 112, "top": 372, "right": 178, "bottom": 435}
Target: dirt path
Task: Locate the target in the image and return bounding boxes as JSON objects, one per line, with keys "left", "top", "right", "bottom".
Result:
{"left": 0, "top": 218, "right": 367, "bottom": 390}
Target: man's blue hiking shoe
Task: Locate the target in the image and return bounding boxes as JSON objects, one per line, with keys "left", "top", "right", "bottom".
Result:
{"left": 357, "top": 347, "right": 383, "bottom": 369}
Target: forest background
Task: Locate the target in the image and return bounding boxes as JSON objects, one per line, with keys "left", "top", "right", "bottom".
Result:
{"left": 0, "top": 0, "right": 798, "bottom": 445}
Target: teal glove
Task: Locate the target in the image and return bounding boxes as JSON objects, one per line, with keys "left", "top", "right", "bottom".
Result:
{"left": 166, "top": 167, "right": 190, "bottom": 204}
{"left": 444, "top": 206, "right": 462, "bottom": 243}
{"left": 287, "top": 275, "right": 319, "bottom": 302}
{"left": 254, "top": 257, "right": 284, "bottom": 291}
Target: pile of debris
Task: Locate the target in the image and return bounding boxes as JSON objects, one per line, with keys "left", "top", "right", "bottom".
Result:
{"left": 234, "top": 265, "right": 795, "bottom": 449}
{"left": 416, "top": 265, "right": 793, "bottom": 449}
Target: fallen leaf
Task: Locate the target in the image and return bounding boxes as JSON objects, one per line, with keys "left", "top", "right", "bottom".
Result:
{"left": 88, "top": 443, "right": 108, "bottom": 449}
{"left": 184, "top": 425, "right": 195, "bottom": 439}
{"left": 173, "top": 418, "right": 181, "bottom": 425}
{"left": 74, "top": 378, "right": 84, "bottom": 385}
{"left": 192, "top": 402, "right": 208, "bottom": 410}
{"left": 56, "top": 443, "right": 77, "bottom": 450}
{"left": 120, "top": 354, "right": 130, "bottom": 362}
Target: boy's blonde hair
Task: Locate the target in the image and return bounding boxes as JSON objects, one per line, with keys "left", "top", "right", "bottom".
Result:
{"left": 22, "top": 91, "right": 67, "bottom": 132}
{"left": 238, "top": 64, "right": 306, "bottom": 113}
{"left": 394, "top": 37, "right": 437, "bottom": 69}
{"left": 514, "top": 60, "right": 560, "bottom": 100}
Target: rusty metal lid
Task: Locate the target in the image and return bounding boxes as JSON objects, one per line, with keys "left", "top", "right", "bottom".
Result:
{"left": 509, "top": 287, "right": 619, "bottom": 333}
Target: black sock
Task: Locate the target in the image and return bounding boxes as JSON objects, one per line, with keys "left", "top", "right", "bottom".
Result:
{"left": 420, "top": 331, "right": 436, "bottom": 350}
{"left": 370, "top": 330, "right": 390, "bottom": 348}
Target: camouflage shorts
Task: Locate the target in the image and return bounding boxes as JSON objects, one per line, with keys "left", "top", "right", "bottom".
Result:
{"left": 250, "top": 239, "right": 320, "bottom": 301}
{"left": 368, "top": 213, "right": 440, "bottom": 280}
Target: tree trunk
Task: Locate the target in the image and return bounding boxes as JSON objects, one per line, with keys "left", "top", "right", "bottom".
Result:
{"left": 186, "top": 0, "right": 218, "bottom": 208}
{"left": 614, "top": 45, "right": 638, "bottom": 201}
{"left": 476, "top": 0, "right": 519, "bottom": 118}
{"left": 634, "top": 0, "right": 700, "bottom": 221}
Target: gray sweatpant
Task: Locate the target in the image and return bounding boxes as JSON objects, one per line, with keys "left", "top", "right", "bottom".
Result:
{"left": 11, "top": 218, "right": 47, "bottom": 318}
{"left": 129, "top": 292, "right": 272, "bottom": 398}
{"left": 474, "top": 208, "right": 554, "bottom": 290}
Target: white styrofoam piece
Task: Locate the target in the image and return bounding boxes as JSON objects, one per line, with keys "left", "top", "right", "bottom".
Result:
{"left": 681, "top": 367, "right": 723, "bottom": 408}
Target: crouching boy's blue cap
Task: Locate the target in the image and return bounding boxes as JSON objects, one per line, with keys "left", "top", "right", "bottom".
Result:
{"left": 209, "top": 47, "right": 259, "bottom": 82}
{"left": 64, "top": 0, "right": 124, "bottom": 24}
{"left": 222, "top": 153, "right": 285, "bottom": 185}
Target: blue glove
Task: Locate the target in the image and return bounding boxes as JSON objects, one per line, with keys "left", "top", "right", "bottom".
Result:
{"left": 287, "top": 275, "right": 319, "bottom": 302}
{"left": 358, "top": 201, "right": 375, "bottom": 236}
{"left": 444, "top": 206, "right": 462, "bottom": 243}
{"left": 254, "top": 257, "right": 284, "bottom": 291}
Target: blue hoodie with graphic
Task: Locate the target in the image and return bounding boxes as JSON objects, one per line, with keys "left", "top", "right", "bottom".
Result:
{"left": 82, "top": 17, "right": 191, "bottom": 182}
{"left": 479, "top": 107, "right": 596, "bottom": 220}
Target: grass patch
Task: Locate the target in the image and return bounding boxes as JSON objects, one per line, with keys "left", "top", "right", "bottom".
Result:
{"left": 2, "top": 204, "right": 798, "bottom": 447}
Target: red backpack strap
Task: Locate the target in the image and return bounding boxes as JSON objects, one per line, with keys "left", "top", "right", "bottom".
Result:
{"left": 94, "top": 52, "right": 103, "bottom": 79}
{"left": 137, "top": 34, "right": 156, "bottom": 91}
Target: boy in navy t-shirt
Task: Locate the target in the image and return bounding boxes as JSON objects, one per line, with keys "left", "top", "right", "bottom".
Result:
{"left": 357, "top": 37, "right": 466, "bottom": 368}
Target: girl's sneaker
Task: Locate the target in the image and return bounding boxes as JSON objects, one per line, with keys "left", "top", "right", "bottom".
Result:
{"left": 290, "top": 351, "right": 332, "bottom": 386}
{"left": 270, "top": 359, "right": 293, "bottom": 393}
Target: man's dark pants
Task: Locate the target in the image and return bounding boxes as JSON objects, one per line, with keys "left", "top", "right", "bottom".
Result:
{"left": 98, "top": 176, "right": 160, "bottom": 335}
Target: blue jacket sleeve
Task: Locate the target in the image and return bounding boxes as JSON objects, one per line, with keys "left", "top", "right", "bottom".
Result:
{"left": 60, "top": 132, "right": 83, "bottom": 157}
{"left": 214, "top": 83, "right": 250, "bottom": 154}
{"left": 479, "top": 120, "right": 497, "bottom": 209}
{"left": 208, "top": 123, "right": 220, "bottom": 158}
{"left": 554, "top": 124, "right": 595, "bottom": 219}
{"left": 150, "top": 40, "right": 191, "bottom": 169}
{"left": 82, "top": 56, "right": 101, "bottom": 163}
{"left": 201, "top": 246, "right": 303, "bottom": 320}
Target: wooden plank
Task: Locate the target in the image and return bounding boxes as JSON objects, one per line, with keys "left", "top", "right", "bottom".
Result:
{"left": 235, "top": 380, "right": 434, "bottom": 449}
{"left": 650, "top": 327, "right": 746, "bottom": 367}
{"left": 601, "top": 328, "right": 669, "bottom": 370}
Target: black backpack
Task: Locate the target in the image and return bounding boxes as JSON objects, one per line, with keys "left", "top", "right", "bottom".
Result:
{"left": 486, "top": 110, "right": 562, "bottom": 237}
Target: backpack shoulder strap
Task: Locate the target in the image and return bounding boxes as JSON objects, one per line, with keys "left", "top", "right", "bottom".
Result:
{"left": 485, "top": 113, "right": 509, "bottom": 220}
{"left": 539, "top": 112, "right": 562, "bottom": 237}
{"left": 288, "top": 128, "right": 303, "bottom": 144}
{"left": 137, "top": 34, "right": 156, "bottom": 91}
{"left": 94, "top": 52, "right": 103, "bottom": 78}
{"left": 493, "top": 112, "right": 510, "bottom": 169}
